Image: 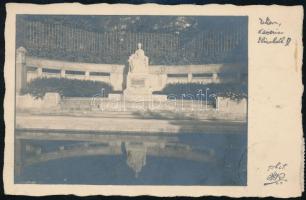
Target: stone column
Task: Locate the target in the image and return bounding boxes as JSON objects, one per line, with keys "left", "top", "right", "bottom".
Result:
{"left": 110, "top": 73, "right": 124, "bottom": 91}
{"left": 85, "top": 71, "right": 90, "bottom": 80}
{"left": 61, "top": 69, "right": 66, "bottom": 78}
{"left": 110, "top": 66, "right": 124, "bottom": 91}
{"left": 212, "top": 73, "right": 218, "bottom": 83}
{"left": 161, "top": 74, "right": 168, "bottom": 89}
{"left": 37, "top": 67, "right": 43, "bottom": 77}
{"left": 188, "top": 73, "right": 192, "bottom": 82}
{"left": 16, "top": 47, "right": 27, "bottom": 94}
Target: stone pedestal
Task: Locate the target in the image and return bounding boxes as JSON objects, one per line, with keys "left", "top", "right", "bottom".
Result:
{"left": 123, "top": 73, "right": 168, "bottom": 102}
{"left": 123, "top": 73, "right": 152, "bottom": 99}
{"left": 42, "top": 92, "right": 61, "bottom": 109}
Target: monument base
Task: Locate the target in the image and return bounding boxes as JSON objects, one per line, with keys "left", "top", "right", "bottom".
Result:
{"left": 108, "top": 93, "right": 167, "bottom": 102}
{"left": 123, "top": 94, "right": 167, "bottom": 102}
{"left": 112, "top": 72, "right": 168, "bottom": 102}
{"left": 124, "top": 72, "right": 152, "bottom": 95}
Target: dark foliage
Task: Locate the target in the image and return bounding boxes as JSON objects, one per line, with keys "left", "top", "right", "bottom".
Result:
{"left": 21, "top": 78, "right": 113, "bottom": 98}
{"left": 154, "top": 82, "right": 247, "bottom": 101}
{"left": 16, "top": 16, "right": 247, "bottom": 65}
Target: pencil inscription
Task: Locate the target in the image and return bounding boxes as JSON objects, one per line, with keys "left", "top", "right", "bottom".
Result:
{"left": 257, "top": 17, "right": 291, "bottom": 46}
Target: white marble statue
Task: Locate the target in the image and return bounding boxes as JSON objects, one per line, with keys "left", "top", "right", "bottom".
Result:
{"left": 128, "top": 43, "right": 149, "bottom": 73}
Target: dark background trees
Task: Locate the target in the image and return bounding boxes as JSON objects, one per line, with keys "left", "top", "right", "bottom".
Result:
{"left": 16, "top": 15, "right": 248, "bottom": 65}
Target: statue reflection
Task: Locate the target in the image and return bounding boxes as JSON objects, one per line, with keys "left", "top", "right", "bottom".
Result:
{"left": 15, "top": 130, "right": 215, "bottom": 178}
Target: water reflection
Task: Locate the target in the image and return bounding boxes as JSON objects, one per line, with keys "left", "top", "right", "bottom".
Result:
{"left": 15, "top": 129, "right": 247, "bottom": 185}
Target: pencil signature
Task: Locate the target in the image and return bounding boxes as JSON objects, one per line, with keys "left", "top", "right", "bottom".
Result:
{"left": 264, "top": 162, "right": 288, "bottom": 186}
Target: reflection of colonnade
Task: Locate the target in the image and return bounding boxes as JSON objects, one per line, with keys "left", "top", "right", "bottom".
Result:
{"left": 15, "top": 129, "right": 215, "bottom": 178}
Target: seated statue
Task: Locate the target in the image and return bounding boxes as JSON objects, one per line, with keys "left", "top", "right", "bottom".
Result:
{"left": 128, "top": 43, "right": 149, "bottom": 74}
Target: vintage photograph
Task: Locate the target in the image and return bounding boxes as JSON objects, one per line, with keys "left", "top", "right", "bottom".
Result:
{"left": 14, "top": 15, "right": 248, "bottom": 185}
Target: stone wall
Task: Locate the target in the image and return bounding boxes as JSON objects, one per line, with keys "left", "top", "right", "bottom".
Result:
{"left": 59, "top": 97, "right": 247, "bottom": 121}
{"left": 16, "top": 93, "right": 247, "bottom": 122}
{"left": 216, "top": 97, "right": 247, "bottom": 116}
{"left": 16, "top": 92, "right": 61, "bottom": 111}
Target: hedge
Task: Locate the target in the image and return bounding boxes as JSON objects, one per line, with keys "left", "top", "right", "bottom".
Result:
{"left": 153, "top": 82, "right": 247, "bottom": 101}
{"left": 21, "top": 78, "right": 113, "bottom": 98}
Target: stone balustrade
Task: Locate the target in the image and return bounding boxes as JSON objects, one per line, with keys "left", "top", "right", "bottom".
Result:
{"left": 16, "top": 47, "right": 246, "bottom": 94}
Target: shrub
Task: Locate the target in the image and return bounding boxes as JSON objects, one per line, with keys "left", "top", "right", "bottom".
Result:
{"left": 154, "top": 82, "right": 247, "bottom": 101}
{"left": 21, "top": 78, "right": 113, "bottom": 98}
